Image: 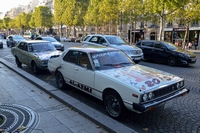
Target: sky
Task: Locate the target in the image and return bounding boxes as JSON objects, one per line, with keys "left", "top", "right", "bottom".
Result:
{"left": 0, "top": 0, "right": 32, "bottom": 14}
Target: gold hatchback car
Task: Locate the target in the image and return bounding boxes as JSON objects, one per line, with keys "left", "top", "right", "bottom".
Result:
{"left": 11, "top": 40, "right": 62, "bottom": 74}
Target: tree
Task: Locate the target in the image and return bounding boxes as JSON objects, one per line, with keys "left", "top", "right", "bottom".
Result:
{"left": 32, "top": 6, "right": 53, "bottom": 34}
{"left": 170, "top": 0, "right": 200, "bottom": 48}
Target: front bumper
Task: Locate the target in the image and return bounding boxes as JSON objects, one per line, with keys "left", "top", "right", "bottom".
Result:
{"left": 132, "top": 88, "right": 189, "bottom": 113}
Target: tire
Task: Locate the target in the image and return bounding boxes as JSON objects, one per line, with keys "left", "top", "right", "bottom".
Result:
{"left": 103, "top": 91, "right": 127, "bottom": 120}
{"left": 56, "top": 72, "right": 66, "bottom": 89}
{"left": 167, "top": 56, "right": 176, "bottom": 66}
{"left": 31, "top": 61, "right": 40, "bottom": 74}
{"left": 15, "top": 56, "right": 22, "bottom": 67}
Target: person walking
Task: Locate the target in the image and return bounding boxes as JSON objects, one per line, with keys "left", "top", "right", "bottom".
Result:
{"left": 188, "top": 42, "right": 192, "bottom": 50}
{"left": 194, "top": 40, "right": 198, "bottom": 50}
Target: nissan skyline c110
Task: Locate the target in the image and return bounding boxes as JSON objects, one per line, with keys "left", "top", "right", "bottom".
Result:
{"left": 47, "top": 46, "right": 189, "bottom": 120}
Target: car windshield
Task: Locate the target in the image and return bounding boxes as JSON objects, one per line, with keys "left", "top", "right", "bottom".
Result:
{"left": 13, "top": 36, "right": 24, "bottom": 39}
{"left": 105, "top": 36, "right": 126, "bottom": 45}
{"left": 162, "top": 42, "right": 177, "bottom": 50}
{"left": 31, "top": 42, "right": 56, "bottom": 52}
{"left": 43, "top": 37, "right": 57, "bottom": 42}
{"left": 91, "top": 50, "right": 134, "bottom": 70}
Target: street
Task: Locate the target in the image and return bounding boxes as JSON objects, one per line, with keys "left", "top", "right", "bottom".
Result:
{"left": 0, "top": 40, "right": 200, "bottom": 133}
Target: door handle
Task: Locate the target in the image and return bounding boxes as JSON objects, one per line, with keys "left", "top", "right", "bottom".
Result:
{"left": 75, "top": 68, "right": 78, "bottom": 71}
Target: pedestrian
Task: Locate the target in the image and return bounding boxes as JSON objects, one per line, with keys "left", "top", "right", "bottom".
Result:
{"left": 194, "top": 40, "right": 198, "bottom": 50}
{"left": 188, "top": 42, "right": 192, "bottom": 50}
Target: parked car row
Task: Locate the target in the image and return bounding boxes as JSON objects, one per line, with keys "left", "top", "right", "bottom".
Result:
{"left": 10, "top": 34, "right": 193, "bottom": 120}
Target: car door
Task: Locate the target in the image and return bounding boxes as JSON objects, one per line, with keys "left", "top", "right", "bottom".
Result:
{"left": 141, "top": 41, "right": 154, "bottom": 60}
{"left": 60, "top": 50, "right": 78, "bottom": 83}
{"left": 16, "top": 42, "right": 30, "bottom": 65}
{"left": 152, "top": 41, "right": 168, "bottom": 63}
{"left": 73, "top": 52, "right": 95, "bottom": 94}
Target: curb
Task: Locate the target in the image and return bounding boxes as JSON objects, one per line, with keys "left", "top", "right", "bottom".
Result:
{"left": 0, "top": 58, "right": 137, "bottom": 133}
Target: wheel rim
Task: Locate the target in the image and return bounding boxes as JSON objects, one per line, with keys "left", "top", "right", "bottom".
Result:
{"left": 56, "top": 73, "right": 64, "bottom": 88}
{"left": 106, "top": 95, "right": 121, "bottom": 116}
{"left": 168, "top": 57, "right": 176, "bottom": 66}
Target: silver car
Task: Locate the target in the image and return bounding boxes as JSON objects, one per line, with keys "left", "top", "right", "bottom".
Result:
{"left": 82, "top": 34, "right": 143, "bottom": 63}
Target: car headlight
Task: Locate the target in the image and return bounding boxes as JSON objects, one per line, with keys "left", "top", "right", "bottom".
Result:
{"left": 143, "top": 94, "right": 148, "bottom": 102}
{"left": 148, "top": 92, "right": 154, "bottom": 100}
{"left": 176, "top": 82, "right": 181, "bottom": 89}
{"left": 41, "top": 60, "right": 48, "bottom": 65}
{"left": 178, "top": 53, "right": 185, "bottom": 58}
{"left": 180, "top": 81, "right": 184, "bottom": 87}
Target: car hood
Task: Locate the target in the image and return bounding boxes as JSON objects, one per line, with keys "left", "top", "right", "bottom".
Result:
{"left": 98, "top": 65, "right": 182, "bottom": 91}
{"left": 110, "top": 44, "right": 140, "bottom": 51}
{"left": 174, "top": 48, "right": 196, "bottom": 57}
{"left": 34, "top": 50, "right": 62, "bottom": 60}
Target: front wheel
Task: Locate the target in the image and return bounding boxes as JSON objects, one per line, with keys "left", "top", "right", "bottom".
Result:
{"left": 103, "top": 91, "right": 127, "bottom": 120}
{"left": 167, "top": 56, "right": 176, "bottom": 66}
{"left": 31, "top": 62, "right": 40, "bottom": 74}
{"left": 56, "top": 72, "right": 66, "bottom": 89}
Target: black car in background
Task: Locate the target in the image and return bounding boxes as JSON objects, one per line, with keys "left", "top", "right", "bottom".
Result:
{"left": 6, "top": 35, "right": 26, "bottom": 47}
{"left": 135, "top": 40, "right": 197, "bottom": 66}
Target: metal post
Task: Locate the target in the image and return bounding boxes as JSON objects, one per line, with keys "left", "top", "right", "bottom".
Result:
{"left": 119, "top": 11, "right": 122, "bottom": 37}
{"left": 130, "top": 11, "right": 132, "bottom": 45}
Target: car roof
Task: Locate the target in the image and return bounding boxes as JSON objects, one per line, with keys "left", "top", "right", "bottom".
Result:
{"left": 68, "top": 45, "right": 119, "bottom": 53}
{"left": 86, "top": 34, "right": 118, "bottom": 37}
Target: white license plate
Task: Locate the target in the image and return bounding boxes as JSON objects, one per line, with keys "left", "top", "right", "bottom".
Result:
{"left": 191, "top": 58, "right": 196, "bottom": 61}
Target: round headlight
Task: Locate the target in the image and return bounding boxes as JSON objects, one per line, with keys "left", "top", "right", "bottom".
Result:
{"left": 180, "top": 81, "right": 184, "bottom": 87}
{"left": 148, "top": 92, "right": 154, "bottom": 100}
{"left": 143, "top": 94, "right": 148, "bottom": 102}
{"left": 176, "top": 83, "right": 180, "bottom": 89}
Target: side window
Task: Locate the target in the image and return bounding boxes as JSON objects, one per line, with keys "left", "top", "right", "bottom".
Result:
{"left": 23, "top": 43, "right": 28, "bottom": 52}
{"left": 63, "top": 50, "right": 78, "bottom": 64}
{"left": 89, "top": 36, "right": 98, "bottom": 43}
{"left": 98, "top": 37, "right": 106, "bottom": 44}
{"left": 18, "top": 42, "right": 25, "bottom": 50}
{"left": 142, "top": 42, "right": 154, "bottom": 47}
{"left": 154, "top": 42, "right": 164, "bottom": 49}
{"left": 78, "top": 52, "right": 92, "bottom": 70}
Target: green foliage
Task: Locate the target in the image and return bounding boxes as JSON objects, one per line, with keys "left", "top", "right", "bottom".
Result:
{"left": 32, "top": 6, "right": 53, "bottom": 28}
{"left": 2, "top": 17, "right": 11, "bottom": 29}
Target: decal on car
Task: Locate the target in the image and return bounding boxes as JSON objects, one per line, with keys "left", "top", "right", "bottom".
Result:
{"left": 69, "top": 80, "right": 92, "bottom": 93}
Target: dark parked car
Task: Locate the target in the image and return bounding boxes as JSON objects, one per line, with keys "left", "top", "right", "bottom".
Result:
{"left": 35, "top": 36, "right": 64, "bottom": 51}
{"left": 6, "top": 35, "right": 26, "bottom": 47}
{"left": 135, "top": 40, "right": 197, "bottom": 66}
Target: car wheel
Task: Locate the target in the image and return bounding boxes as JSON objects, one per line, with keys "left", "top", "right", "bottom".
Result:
{"left": 31, "top": 61, "right": 40, "bottom": 74}
{"left": 15, "top": 56, "right": 22, "bottom": 67}
{"left": 56, "top": 72, "right": 66, "bottom": 89}
{"left": 103, "top": 91, "right": 127, "bottom": 120}
{"left": 167, "top": 56, "right": 176, "bottom": 66}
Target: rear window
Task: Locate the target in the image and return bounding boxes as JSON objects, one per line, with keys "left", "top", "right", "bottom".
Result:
{"left": 142, "top": 42, "right": 154, "bottom": 47}
{"left": 83, "top": 36, "right": 91, "bottom": 41}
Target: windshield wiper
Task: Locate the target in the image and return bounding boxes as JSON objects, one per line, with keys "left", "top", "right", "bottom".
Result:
{"left": 103, "top": 63, "right": 116, "bottom": 66}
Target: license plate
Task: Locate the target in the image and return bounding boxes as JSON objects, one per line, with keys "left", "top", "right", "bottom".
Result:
{"left": 134, "top": 57, "right": 141, "bottom": 60}
{"left": 191, "top": 58, "right": 196, "bottom": 61}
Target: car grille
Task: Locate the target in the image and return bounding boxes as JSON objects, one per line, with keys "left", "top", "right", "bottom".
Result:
{"left": 154, "top": 84, "right": 178, "bottom": 97}
{"left": 130, "top": 50, "right": 142, "bottom": 55}
{"left": 141, "top": 83, "right": 183, "bottom": 104}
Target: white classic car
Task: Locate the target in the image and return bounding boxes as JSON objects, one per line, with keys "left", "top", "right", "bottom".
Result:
{"left": 48, "top": 46, "right": 189, "bottom": 120}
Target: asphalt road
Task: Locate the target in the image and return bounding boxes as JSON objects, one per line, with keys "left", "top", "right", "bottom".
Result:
{"left": 1, "top": 40, "right": 200, "bottom": 133}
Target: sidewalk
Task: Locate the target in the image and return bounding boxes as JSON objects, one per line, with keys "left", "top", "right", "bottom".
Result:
{"left": 0, "top": 58, "right": 136, "bottom": 133}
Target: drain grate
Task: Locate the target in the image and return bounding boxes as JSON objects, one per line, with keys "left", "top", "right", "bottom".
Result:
{"left": 0, "top": 104, "right": 39, "bottom": 133}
